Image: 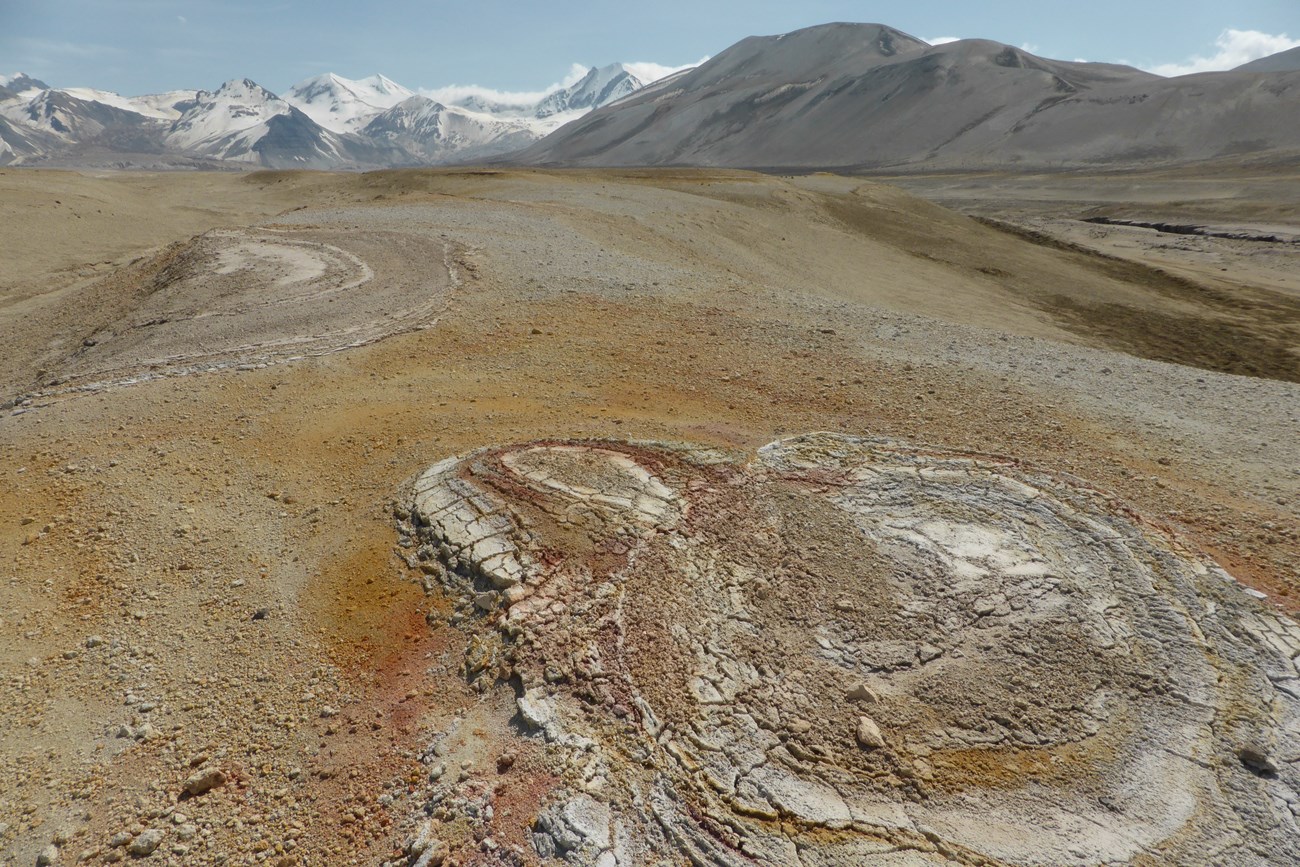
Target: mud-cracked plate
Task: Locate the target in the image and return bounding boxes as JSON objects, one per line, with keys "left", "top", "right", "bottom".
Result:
{"left": 399, "top": 433, "right": 1300, "bottom": 866}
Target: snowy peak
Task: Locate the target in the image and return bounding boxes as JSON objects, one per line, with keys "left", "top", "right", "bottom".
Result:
{"left": 355, "top": 74, "right": 410, "bottom": 99}
{"left": 285, "top": 72, "right": 415, "bottom": 132}
{"left": 535, "top": 63, "right": 644, "bottom": 118}
{"left": 0, "top": 73, "right": 51, "bottom": 99}
{"left": 364, "top": 95, "right": 449, "bottom": 132}
{"left": 167, "top": 78, "right": 291, "bottom": 150}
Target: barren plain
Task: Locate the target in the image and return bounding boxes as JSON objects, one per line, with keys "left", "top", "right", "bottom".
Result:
{"left": 0, "top": 166, "right": 1297, "bottom": 866}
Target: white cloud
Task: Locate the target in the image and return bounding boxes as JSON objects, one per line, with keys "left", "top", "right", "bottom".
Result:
{"left": 419, "top": 63, "right": 588, "bottom": 108}
{"left": 622, "top": 58, "right": 708, "bottom": 84}
{"left": 417, "top": 58, "right": 707, "bottom": 109}
{"left": 925, "top": 36, "right": 961, "bottom": 46}
{"left": 1149, "top": 29, "right": 1300, "bottom": 76}
{"left": 0, "top": 73, "right": 12, "bottom": 87}
{"left": 1020, "top": 42, "right": 1040, "bottom": 54}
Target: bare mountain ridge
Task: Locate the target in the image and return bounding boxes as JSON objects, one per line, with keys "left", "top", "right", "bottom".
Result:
{"left": 513, "top": 22, "right": 1300, "bottom": 170}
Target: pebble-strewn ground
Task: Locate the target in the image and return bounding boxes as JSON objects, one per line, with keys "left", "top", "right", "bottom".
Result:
{"left": 0, "top": 167, "right": 1295, "bottom": 866}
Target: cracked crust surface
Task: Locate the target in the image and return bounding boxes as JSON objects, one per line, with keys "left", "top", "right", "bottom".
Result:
{"left": 403, "top": 434, "right": 1300, "bottom": 866}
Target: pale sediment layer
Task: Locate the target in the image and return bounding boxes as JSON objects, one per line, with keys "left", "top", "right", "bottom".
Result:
{"left": 404, "top": 434, "right": 1300, "bottom": 866}
{"left": 22, "top": 225, "right": 455, "bottom": 400}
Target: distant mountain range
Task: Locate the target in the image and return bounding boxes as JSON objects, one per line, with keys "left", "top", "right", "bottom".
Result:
{"left": 0, "top": 64, "right": 651, "bottom": 169}
{"left": 4, "top": 25, "right": 1299, "bottom": 171}
{"left": 514, "top": 23, "right": 1300, "bottom": 171}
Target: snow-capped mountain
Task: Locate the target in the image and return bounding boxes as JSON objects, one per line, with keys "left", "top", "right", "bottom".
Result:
{"left": 166, "top": 78, "right": 294, "bottom": 153}
{"left": 534, "top": 63, "right": 643, "bottom": 118}
{"left": 363, "top": 96, "right": 537, "bottom": 163}
{"left": 284, "top": 73, "right": 414, "bottom": 133}
{"left": 0, "top": 61, "right": 682, "bottom": 168}
{"left": 57, "top": 87, "right": 197, "bottom": 120}
{"left": 0, "top": 74, "right": 50, "bottom": 100}
{"left": 1, "top": 88, "right": 158, "bottom": 144}
{"left": 165, "top": 78, "right": 402, "bottom": 168}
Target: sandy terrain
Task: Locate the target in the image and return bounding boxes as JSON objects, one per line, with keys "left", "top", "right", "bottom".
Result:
{"left": 0, "top": 166, "right": 1297, "bottom": 866}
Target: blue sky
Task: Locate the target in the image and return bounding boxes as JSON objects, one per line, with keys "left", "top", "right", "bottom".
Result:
{"left": 3, "top": 1, "right": 1299, "bottom": 97}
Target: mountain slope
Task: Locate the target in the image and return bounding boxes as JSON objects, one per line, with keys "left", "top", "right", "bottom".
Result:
{"left": 0, "top": 114, "right": 60, "bottom": 164}
{"left": 2, "top": 89, "right": 160, "bottom": 142}
{"left": 513, "top": 22, "right": 1300, "bottom": 170}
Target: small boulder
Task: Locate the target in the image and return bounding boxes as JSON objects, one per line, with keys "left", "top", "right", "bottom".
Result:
{"left": 127, "top": 829, "right": 164, "bottom": 857}
{"left": 846, "top": 683, "right": 878, "bottom": 703}
{"left": 182, "top": 767, "right": 227, "bottom": 797}
{"left": 855, "top": 715, "right": 886, "bottom": 749}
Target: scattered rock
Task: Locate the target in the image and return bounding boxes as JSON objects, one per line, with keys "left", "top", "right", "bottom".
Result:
{"left": 127, "top": 829, "right": 164, "bottom": 857}
{"left": 846, "top": 683, "right": 878, "bottom": 703}
{"left": 406, "top": 821, "right": 448, "bottom": 867}
{"left": 182, "top": 767, "right": 227, "bottom": 797}
{"left": 36, "top": 844, "right": 59, "bottom": 866}
{"left": 855, "top": 716, "right": 886, "bottom": 749}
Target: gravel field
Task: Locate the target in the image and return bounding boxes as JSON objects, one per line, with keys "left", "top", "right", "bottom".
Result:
{"left": 0, "top": 167, "right": 1296, "bottom": 866}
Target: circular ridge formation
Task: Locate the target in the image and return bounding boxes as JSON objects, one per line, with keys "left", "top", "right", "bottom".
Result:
{"left": 403, "top": 434, "right": 1300, "bottom": 866}
{"left": 39, "top": 225, "right": 454, "bottom": 397}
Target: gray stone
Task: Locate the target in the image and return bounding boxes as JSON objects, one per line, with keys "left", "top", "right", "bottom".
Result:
{"left": 127, "top": 829, "right": 164, "bottom": 856}
{"left": 182, "top": 767, "right": 227, "bottom": 796}
{"left": 855, "top": 716, "right": 885, "bottom": 749}
{"left": 846, "top": 683, "right": 878, "bottom": 703}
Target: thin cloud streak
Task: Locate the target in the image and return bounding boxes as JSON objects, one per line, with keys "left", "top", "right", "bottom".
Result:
{"left": 417, "top": 58, "right": 705, "bottom": 109}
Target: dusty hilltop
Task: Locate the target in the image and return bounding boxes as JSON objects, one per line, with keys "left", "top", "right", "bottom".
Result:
{"left": 0, "top": 165, "right": 1298, "bottom": 866}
